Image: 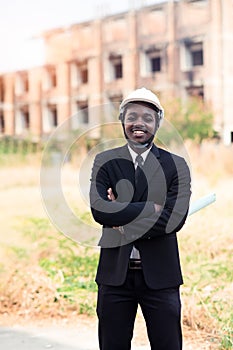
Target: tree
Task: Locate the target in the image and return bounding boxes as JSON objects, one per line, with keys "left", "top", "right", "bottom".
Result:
{"left": 161, "top": 97, "right": 214, "bottom": 144}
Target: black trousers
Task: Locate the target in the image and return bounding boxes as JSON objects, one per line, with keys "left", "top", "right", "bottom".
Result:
{"left": 97, "top": 269, "right": 182, "bottom": 350}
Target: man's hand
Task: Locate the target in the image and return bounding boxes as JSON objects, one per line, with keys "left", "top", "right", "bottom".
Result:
{"left": 107, "top": 187, "right": 116, "bottom": 201}
{"left": 154, "top": 204, "right": 162, "bottom": 213}
{"left": 107, "top": 188, "right": 124, "bottom": 233}
{"left": 108, "top": 188, "right": 161, "bottom": 232}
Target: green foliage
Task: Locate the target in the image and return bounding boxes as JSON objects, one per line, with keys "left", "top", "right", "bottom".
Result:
{"left": 221, "top": 325, "right": 233, "bottom": 349}
{"left": 79, "top": 300, "right": 96, "bottom": 316}
{"left": 0, "top": 136, "right": 41, "bottom": 155}
{"left": 19, "top": 217, "right": 98, "bottom": 313}
{"left": 10, "top": 246, "right": 29, "bottom": 259}
{"left": 162, "top": 97, "right": 214, "bottom": 144}
{"left": 39, "top": 247, "right": 98, "bottom": 292}
{"left": 0, "top": 136, "right": 43, "bottom": 166}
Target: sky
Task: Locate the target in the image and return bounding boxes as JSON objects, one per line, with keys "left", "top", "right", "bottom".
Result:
{"left": 0, "top": 0, "right": 163, "bottom": 73}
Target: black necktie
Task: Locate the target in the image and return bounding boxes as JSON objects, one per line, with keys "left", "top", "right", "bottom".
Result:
{"left": 135, "top": 154, "right": 144, "bottom": 187}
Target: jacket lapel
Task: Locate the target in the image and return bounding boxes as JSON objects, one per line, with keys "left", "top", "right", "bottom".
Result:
{"left": 115, "top": 145, "right": 135, "bottom": 193}
{"left": 113, "top": 144, "right": 161, "bottom": 202}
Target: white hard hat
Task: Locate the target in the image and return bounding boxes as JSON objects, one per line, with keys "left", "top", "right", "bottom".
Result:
{"left": 119, "top": 87, "right": 164, "bottom": 126}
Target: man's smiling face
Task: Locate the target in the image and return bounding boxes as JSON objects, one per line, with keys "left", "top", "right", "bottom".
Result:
{"left": 123, "top": 102, "right": 158, "bottom": 148}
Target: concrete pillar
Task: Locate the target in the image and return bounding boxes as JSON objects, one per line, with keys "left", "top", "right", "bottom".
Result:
{"left": 56, "top": 62, "right": 70, "bottom": 125}
{"left": 205, "top": 0, "right": 233, "bottom": 144}
{"left": 166, "top": 0, "right": 177, "bottom": 96}
{"left": 29, "top": 68, "right": 42, "bottom": 139}
{"left": 205, "top": 0, "right": 224, "bottom": 134}
{"left": 220, "top": 0, "right": 233, "bottom": 144}
{"left": 88, "top": 20, "right": 103, "bottom": 138}
{"left": 123, "top": 11, "right": 137, "bottom": 92}
{"left": 4, "top": 74, "right": 14, "bottom": 135}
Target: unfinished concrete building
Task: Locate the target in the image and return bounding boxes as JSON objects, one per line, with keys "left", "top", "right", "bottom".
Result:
{"left": 0, "top": 0, "right": 232, "bottom": 144}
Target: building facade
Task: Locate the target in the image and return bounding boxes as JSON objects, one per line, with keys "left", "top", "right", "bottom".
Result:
{"left": 0, "top": 0, "right": 232, "bottom": 144}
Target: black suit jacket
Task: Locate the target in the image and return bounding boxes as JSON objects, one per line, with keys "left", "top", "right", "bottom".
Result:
{"left": 90, "top": 144, "right": 191, "bottom": 289}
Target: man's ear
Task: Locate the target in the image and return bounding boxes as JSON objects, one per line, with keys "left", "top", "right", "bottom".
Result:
{"left": 119, "top": 113, "right": 124, "bottom": 122}
{"left": 155, "top": 115, "right": 161, "bottom": 131}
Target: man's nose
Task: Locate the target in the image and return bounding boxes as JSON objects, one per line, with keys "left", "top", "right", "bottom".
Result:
{"left": 134, "top": 116, "right": 145, "bottom": 125}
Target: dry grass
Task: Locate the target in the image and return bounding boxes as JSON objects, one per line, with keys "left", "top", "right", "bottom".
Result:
{"left": 179, "top": 141, "right": 233, "bottom": 349}
{"left": 0, "top": 141, "right": 232, "bottom": 349}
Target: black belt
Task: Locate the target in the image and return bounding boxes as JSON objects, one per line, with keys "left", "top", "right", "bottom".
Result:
{"left": 129, "top": 259, "right": 142, "bottom": 270}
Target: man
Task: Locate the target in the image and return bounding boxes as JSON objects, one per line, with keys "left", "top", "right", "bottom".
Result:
{"left": 89, "top": 87, "right": 191, "bottom": 350}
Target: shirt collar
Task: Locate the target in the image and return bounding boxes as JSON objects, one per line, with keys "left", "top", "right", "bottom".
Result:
{"left": 127, "top": 145, "right": 152, "bottom": 166}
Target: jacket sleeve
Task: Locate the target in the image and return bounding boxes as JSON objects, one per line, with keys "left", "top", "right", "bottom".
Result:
{"left": 123, "top": 156, "right": 191, "bottom": 241}
{"left": 89, "top": 153, "right": 155, "bottom": 227}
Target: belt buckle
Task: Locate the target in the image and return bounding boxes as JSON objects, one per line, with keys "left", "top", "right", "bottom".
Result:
{"left": 129, "top": 259, "right": 142, "bottom": 270}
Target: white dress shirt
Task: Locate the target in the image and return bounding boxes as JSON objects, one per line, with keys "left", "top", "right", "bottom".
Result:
{"left": 127, "top": 145, "right": 152, "bottom": 259}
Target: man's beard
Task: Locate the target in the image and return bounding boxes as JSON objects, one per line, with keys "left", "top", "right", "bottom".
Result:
{"left": 122, "top": 124, "right": 155, "bottom": 149}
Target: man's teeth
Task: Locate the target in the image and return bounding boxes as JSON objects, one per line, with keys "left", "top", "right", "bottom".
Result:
{"left": 133, "top": 130, "right": 144, "bottom": 135}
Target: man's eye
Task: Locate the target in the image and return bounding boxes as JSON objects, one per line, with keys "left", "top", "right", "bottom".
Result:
{"left": 126, "top": 116, "right": 136, "bottom": 122}
{"left": 144, "top": 116, "right": 154, "bottom": 122}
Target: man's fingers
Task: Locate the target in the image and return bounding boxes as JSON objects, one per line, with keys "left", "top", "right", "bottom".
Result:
{"left": 107, "top": 187, "right": 116, "bottom": 201}
{"left": 154, "top": 204, "right": 162, "bottom": 213}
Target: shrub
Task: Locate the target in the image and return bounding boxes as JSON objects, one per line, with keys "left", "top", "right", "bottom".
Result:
{"left": 161, "top": 97, "right": 215, "bottom": 144}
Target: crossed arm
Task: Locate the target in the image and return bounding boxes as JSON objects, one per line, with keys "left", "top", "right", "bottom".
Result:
{"left": 107, "top": 187, "right": 162, "bottom": 235}
{"left": 107, "top": 187, "right": 162, "bottom": 216}
{"left": 90, "top": 154, "right": 191, "bottom": 240}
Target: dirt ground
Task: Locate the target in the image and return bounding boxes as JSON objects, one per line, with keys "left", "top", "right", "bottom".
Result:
{"left": 0, "top": 160, "right": 229, "bottom": 349}
{"left": 0, "top": 310, "right": 218, "bottom": 349}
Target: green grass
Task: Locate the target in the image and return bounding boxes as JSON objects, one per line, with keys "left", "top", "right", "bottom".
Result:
{"left": 7, "top": 217, "right": 99, "bottom": 315}
{"left": 1, "top": 214, "right": 232, "bottom": 348}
